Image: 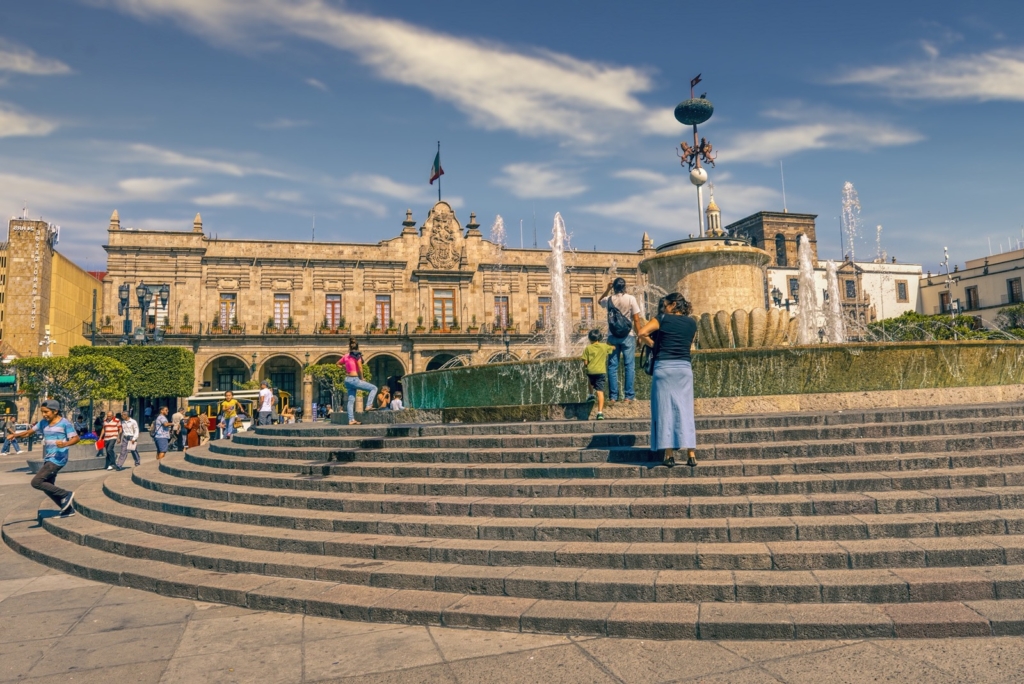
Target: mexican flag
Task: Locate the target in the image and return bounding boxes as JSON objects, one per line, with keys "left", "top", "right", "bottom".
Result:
{"left": 429, "top": 150, "right": 444, "bottom": 185}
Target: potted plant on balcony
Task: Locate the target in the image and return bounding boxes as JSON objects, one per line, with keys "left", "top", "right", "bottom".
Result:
{"left": 506, "top": 314, "right": 515, "bottom": 332}
{"left": 179, "top": 313, "right": 193, "bottom": 334}
{"left": 415, "top": 315, "right": 425, "bottom": 333}
{"left": 431, "top": 317, "right": 441, "bottom": 332}
{"left": 101, "top": 315, "right": 114, "bottom": 334}
{"left": 450, "top": 316, "right": 461, "bottom": 332}
{"left": 211, "top": 319, "right": 223, "bottom": 334}
{"left": 387, "top": 318, "right": 398, "bottom": 334}
{"left": 337, "top": 316, "right": 348, "bottom": 334}
{"left": 229, "top": 316, "right": 242, "bottom": 334}
{"left": 467, "top": 314, "right": 479, "bottom": 334}
{"left": 285, "top": 316, "right": 297, "bottom": 334}
{"left": 370, "top": 316, "right": 380, "bottom": 334}
{"left": 266, "top": 316, "right": 278, "bottom": 333}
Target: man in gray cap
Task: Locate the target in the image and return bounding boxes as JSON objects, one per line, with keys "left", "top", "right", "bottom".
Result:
{"left": 11, "top": 399, "right": 80, "bottom": 516}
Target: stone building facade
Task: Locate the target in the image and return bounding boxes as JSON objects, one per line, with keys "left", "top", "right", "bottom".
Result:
{"left": 98, "top": 202, "right": 651, "bottom": 411}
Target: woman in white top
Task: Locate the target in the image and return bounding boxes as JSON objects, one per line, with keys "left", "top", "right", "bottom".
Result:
{"left": 119, "top": 415, "right": 141, "bottom": 468}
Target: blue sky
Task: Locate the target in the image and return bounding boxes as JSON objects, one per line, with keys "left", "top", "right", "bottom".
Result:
{"left": 2, "top": 1, "right": 1023, "bottom": 271}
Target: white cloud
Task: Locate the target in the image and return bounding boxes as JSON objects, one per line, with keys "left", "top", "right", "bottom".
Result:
{"left": 193, "top": 192, "right": 245, "bottom": 207}
{"left": 335, "top": 194, "right": 387, "bottom": 218}
{"left": 0, "top": 173, "right": 111, "bottom": 214}
{"left": 118, "top": 177, "right": 196, "bottom": 199}
{"left": 127, "top": 143, "right": 287, "bottom": 177}
{"left": 267, "top": 190, "right": 304, "bottom": 203}
{"left": 91, "top": 0, "right": 663, "bottom": 143}
{"left": 0, "top": 102, "right": 58, "bottom": 137}
{"left": 613, "top": 168, "right": 671, "bottom": 185}
{"left": 305, "top": 77, "right": 328, "bottom": 92}
{"left": 257, "top": 118, "right": 310, "bottom": 129}
{"left": 836, "top": 48, "right": 1024, "bottom": 101}
{"left": 346, "top": 173, "right": 427, "bottom": 201}
{"left": 721, "top": 108, "right": 923, "bottom": 164}
{"left": 581, "top": 173, "right": 777, "bottom": 233}
{"left": 0, "top": 40, "right": 71, "bottom": 75}
{"left": 493, "top": 163, "right": 587, "bottom": 199}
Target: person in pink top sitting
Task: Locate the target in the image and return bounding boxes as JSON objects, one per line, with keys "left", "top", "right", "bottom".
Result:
{"left": 337, "top": 339, "right": 377, "bottom": 425}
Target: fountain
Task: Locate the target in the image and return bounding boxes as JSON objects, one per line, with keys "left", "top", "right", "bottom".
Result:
{"left": 796, "top": 237, "right": 819, "bottom": 345}
{"left": 824, "top": 260, "right": 847, "bottom": 343}
{"left": 545, "top": 212, "right": 571, "bottom": 358}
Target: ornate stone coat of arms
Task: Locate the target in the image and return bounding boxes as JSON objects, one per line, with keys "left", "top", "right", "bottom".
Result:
{"left": 424, "top": 202, "right": 461, "bottom": 270}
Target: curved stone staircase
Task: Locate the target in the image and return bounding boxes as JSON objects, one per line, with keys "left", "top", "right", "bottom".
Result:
{"left": 6, "top": 404, "right": 1024, "bottom": 640}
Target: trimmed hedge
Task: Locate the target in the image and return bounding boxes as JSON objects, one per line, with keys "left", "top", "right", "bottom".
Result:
{"left": 71, "top": 345, "right": 195, "bottom": 398}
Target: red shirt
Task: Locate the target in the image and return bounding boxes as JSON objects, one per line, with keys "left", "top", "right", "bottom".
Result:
{"left": 102, "top": 418, "right": 121, "bottom": 439}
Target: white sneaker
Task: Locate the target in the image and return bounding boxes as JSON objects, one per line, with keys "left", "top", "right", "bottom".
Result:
{"left": 106, "top": 466, "right": 114, "bottom": 470}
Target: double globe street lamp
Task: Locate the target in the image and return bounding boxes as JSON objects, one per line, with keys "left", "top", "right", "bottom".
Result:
{"left": 118, "top": 281, "right": 170, "bottom": 345}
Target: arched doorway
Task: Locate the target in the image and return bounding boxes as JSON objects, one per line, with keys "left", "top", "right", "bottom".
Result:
{"left": 259, "top": 355, "right": 302, "bottom": 409}
{"left": 487, "top": 352, "right": 518, "bottom": 363}
{"left": 367, "top": 354, "right": 405, "bottom": 391}
{"left": 203, "top": 355, "right": 252, "bottom": 392}
{"left": 426, "top": 353, "right": 459, "bottom": 371}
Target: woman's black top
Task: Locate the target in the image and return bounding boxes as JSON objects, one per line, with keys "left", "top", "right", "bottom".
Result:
{"left": 656, "top": 314, "right": 697, "bottom": 362}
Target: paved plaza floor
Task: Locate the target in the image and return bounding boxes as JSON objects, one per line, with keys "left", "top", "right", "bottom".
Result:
{"left": 2, "top": 451, "right": 1023, "bottom": 683}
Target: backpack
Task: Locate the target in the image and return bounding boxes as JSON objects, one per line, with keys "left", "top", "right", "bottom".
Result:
{"left": 149, "top": 419, "right": 158, "bottom": 437}
{"left": 607, "top": 295, "right": 633, "bottom": 338}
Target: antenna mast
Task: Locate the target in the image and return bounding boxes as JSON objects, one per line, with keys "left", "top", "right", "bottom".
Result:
{"left": 780, "top": 161, "right": 788, "bottom": 213}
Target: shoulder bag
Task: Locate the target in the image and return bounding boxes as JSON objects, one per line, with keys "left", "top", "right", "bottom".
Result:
{"left": 640, "top": 315, "right": 663, "bottom": 376}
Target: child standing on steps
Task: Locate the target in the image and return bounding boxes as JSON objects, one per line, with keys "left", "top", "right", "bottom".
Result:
{"left": 581, "top": 329, "right": 615, "bottom": 420}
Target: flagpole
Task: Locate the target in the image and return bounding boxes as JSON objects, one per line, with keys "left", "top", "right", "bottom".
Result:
{"left": 437, "top": 141, "right": 441, "bottom": 202}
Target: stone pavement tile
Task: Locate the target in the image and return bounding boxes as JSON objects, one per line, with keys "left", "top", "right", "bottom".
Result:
{"left": 678, "top": 667, "right": 784, "bottom": 684}
{"left": 578, "top": 638, "right": 750, "bottom": 684}
{"left": 429, "top": 627, "right": 571, "bottom": 662}
{"left": 188, "top": 603, "right": 257, "bottom": 621}
{"left": 15, "top": 660, "right": 167, "bottom": 684}
{"left": 174, "top": 612, "right": 304, "bottom": 657}
{"left": 8, "top": 572, "right": 102, "bottom": 596}
{"left": 0, "top": 638, "right": 56, "bottom": 682}
{"left": 303, "top": 614, "right": 408, "bottom": 642}
{"left": 160, "top": 644, "right": 302, "bottom": 684}
{"left": 788, "top": 604, "right": 894, "bottom": 639}
{"left": 440, "top": 594, "right": 537, "bottom": 631}
{"left": 873, "top": 637, "right": 1024, "bottom": 682}
{"left": 368, "top": 588, "right": 462, "bottom": 626}
{"left": 521, "top": 600, "right": 613, "bottom": 636}
{"left": 446, "top": 643, "right": 618, "bottom": 684}
{"left": 890, "top": 567, "right": 996, "bottom": 602}
{"left": 718, "top": 639, "right": 857, "bottom": 663}
{"left": 698, "top": 603, "right": 794, "bottom": 640}
{"left": 303, "top": 625, "right": 441, "bottom": 680}
{"left": 0, "top": 608, "right": 87, "bottom": 643}
{"left": 965, "top": 600, "right": 1024, "bottom": 635}
{"left": 94, "top": 584, "right": 167, "bottom": 606}
{"left": 604, "top": 601, "right": 697, "bottom": 640}
{"left": 70, "top": 597, "right": 195, "bottom": 635}
{"left": 0, "top": 556, "right": 48, "bottom": 581}
{"left": 0, "top": 577, "right": 34, "bottom": 601}
{"left": 25, "top": 622, "right": 184, "bottom": 678}
{"left": 316, "top": 662, "right": 457, "bottom": 684}
{"left": 882, "top": 603, "right": 992, "bottom": 638}
{"left": 758, "top": 641, "right": 959, "bottom": 684}
{"left": 0, "top": 584, "right": 108, "bottom": 617}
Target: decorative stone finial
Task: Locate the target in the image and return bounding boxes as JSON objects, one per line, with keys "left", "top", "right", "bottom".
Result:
{"left": 465, "top": 212, "right": 481, "bottom": 237}
{"left": 109, "top": 209, "right": 120, "bottom": 231}
{"left": 401, "top": 208, "right": 418, "bottom": 236}
{"left": 192, "top": 213, "right": 203, "bottom": 233}
{"left": 641, "top": 232, "right": 653, "bottom": 250}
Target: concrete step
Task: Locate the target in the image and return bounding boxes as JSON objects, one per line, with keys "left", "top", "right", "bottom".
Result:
{"left": 135, "top": 462, "right": 1024, "bottom": 520}
{"left": 4, "top": 506, "right": 1021, "bottom": 639}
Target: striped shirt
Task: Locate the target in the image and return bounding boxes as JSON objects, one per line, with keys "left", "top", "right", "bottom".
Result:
{"left": 102, "top": 418, "right": 121, "bottom": 440}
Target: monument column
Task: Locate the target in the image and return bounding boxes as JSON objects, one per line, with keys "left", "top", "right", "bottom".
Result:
{"left": 302, "top": 373, "right": 313, "bottom": 418}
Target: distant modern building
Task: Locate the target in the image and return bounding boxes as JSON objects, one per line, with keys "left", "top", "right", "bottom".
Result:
{"left": 0, "top": 217, "right": 104, "bottom": 417}
{"left": 919, "top": 248, "right": 1024, "bottom": 322}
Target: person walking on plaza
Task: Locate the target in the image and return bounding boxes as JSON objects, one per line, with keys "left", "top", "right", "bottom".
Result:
{"left": 581, "top": 329, "right": 616, "bottom": 420}
{"left": 12, "top": 400, "right": 79, "bottom": 516}
{"left": 170, "top": 406, "right": 185, "bottom": 451}
{"left": 102, "top": 412, "right": 122, "bottom": 470}
{"left": 118, "top": 412, "right": 141, "bottom": 468}
{"left": 143, "top": 404, "right": 152, "bottom": 429}
{"left": 338, "top": 340, "right": 376, "bottom": 425}
{"left": 217, "top": 391, "right": 243, "bottom": 440}
{"left": 184, "top": 409, "right": 201, "bottom": 451}
{"left": 638, "top": 292, "right": 698, "bottom": 468}
{"left": 152, "top": 405, "right": 171, "bottom": 460}
{"left": 257, "top": 381, "right": 274, "bottom": 426}
{"left": 599, "top": 277, "right": 644, "bottom": 404}
{"left": 93, "top": 411, "right": 105, "bottom": 436}
{"left": 2, "top": 417, "right": 22, "bottom": 454}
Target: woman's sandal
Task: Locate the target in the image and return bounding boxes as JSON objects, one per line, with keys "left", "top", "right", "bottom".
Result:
{"left": 686, "top": 451, "right": 698, "bottom": 468}
{"left": 349, "top": 420, "right": 361, "bottom": 425}
{"left": 662, "top": 449, "right": 676, "bottom": 467}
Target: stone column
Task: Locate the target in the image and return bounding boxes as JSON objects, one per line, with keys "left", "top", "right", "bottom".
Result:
{"left": 302, "top": 372, "right": 313, "bottom": 417}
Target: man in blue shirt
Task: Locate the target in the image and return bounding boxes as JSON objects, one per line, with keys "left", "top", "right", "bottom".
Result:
{"left": 13, "top": 399, "right": 80, "bottom": 517}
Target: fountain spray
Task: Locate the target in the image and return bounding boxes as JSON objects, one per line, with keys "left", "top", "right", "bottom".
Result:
{"left": 841, "top": 182, "right": 861, "bottom": 261}
{"left": 796, "top": 237, "right": 819, "bottom": 345}
{"left": 824, "top": 260, "right": 847, "bottom": 343}
{"left": 547, "top": 213, "right": 570, "bottom": 357}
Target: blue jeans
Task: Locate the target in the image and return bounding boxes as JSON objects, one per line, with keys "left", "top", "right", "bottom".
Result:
{"left": 345, "top": 377, "right": 377, "bottom": 422}
{"left": 607, "top": 334, "right": 637, "bottom": 401}
{"left": 1, "top": 437, "right": 20, "bottom": 454}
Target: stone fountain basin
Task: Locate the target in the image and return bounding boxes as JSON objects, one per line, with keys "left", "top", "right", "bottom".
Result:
{"left": 404, "top": 341, "right": 1024, "bottom": 411}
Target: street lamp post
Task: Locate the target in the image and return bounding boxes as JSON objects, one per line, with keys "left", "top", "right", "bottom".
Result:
{"left": 120, "top": 281, "right": 171, "bottom": 345}
{"left": 501, "top": 328, "right": 511, "bottom": 360}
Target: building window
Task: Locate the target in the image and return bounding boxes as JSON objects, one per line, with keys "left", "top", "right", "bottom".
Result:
{"left": 273, "top": 293, "right": 290, "bottom": 329}
{"left": 494, "top": 296, "right": 509, "bottom": 328}
{"left": 580, "top": 297, "right": 595, "bottom": 325}
{"left": 788, "top": 278, "right": 799, "bottom": 299}
{"left": 217, "top": 369, "right": 245, "bottom": 392}
{"left": 750, "top": 236, "right": 758, "bottom": 248}
{"left": 325, "top": 294, "right": 341, "bottom": 328}
{"left": 433, "top": 289, "right": 455, "bottom": 329}
{"left": 939, "top": 291, "right": 951, "bottom": 314}
{"left": 1009, "top": 278, "right": 1022, "bottom": 304}
{"left": 964, "top": 286, "right": 978, "bottom": 310}
{"left": 845, "top": 280, "right": 857, "bottom": 299}
{"left": 219, "top": 293, "right": 236, "bottom": 328}
{"left": 896, "top": 280, "right": 909, "bottom": 303}
{"left": 375, "top": 294, "right": 392, "bottom": 328}
{"left": 775, "top": 234, "right": 787, "bottom": 267}
{"left": 538, "top": 297, "right": 551, "bottom": 330}
{"left": 270, "top": 371, "right": 296, "bottom": 398}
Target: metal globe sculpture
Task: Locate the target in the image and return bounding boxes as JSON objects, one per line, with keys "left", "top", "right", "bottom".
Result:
{"left": 674, "top": 97, "right": 714, "bottom": 126}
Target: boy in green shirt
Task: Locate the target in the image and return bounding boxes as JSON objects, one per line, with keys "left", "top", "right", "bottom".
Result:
{"left": 581, "top": 329, "right": 615, "bottom": 420}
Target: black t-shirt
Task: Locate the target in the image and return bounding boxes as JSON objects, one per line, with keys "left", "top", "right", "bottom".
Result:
{"left": 656, "top": 314, "right": 697, "bottom": 362}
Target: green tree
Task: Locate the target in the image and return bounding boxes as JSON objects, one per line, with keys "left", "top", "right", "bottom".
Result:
{"left": 70, "top": 346, "right": 195, "bottom": 397}
{"left": 13, "top": 356, "right": 129, "bottom": 413}
{"left": 305, "top": 362, "right": 373, "bottom": 408}
{"left": 995, "top": 304, "right": 1024, "bottom": 331}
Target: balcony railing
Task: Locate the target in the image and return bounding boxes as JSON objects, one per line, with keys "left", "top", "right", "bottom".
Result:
{"left": 207, "top": 322, "right": 246, "bottom": 335}
{"left": 261, "top": 323, "right": 301, "bottom": 334}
